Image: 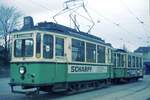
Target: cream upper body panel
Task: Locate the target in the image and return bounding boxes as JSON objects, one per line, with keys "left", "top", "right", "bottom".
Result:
{"left": 11, "top": 30, "right": 113, "bottom": 65}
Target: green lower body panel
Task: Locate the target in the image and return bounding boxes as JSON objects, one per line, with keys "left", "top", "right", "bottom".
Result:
{"left": 67, "top": 64, "right": 110, "bottom": 82}
{"left": 113, "top": 68, "right": 126, "bottom": 78}
{"left": 125, "top": 68, "right": 143, "bottom": 78}
{"left": 113, "top": 68, "right": 144, "bottom": 79}
{"left": 10, "top": 62, "right": 111, "bottom": 85}
{"left": 67, "top": 73, "right": 109, "bottom": 82}
{"left": 10, "top": 63, "right": 67, "bottom": 85}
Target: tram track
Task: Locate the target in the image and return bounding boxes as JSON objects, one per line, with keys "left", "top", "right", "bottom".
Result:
{"left": 89, "top": 79, "right": 149, "bottom": 100}
{"left": 0, "top": 76, "right": 150, "bottom": 100}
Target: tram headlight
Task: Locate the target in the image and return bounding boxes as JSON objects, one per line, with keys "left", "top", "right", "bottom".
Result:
{"left": 19, "top": 66, "right": 26, "bottom": 75}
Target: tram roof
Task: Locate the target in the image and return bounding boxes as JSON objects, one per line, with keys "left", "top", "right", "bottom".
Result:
{"left": 115, "top": 49, "right": 127, "bottom": 53}
{"left": 114, "top": 49, "right": 143, "bottom": 56}
{"left": 13, "top": 22, "right": 112, "bottom": 47}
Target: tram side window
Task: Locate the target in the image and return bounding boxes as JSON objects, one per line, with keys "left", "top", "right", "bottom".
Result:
{"left": 111, "top": 50, "right": 114, "bottom": 63}
{"left": 120, "top": 54, "right": 124, "bottom": 67}
{"left": 36, "top": 33, "right": 41, "bottom": 58}
{"left": 114, "top": 53, "right": 117, "bottom": 67}
{"left": 107, "top": 49, "right": 111, "bottom": 63}
{"left": 14, "top": 40, "right": 22, "bottom": 57}
{"left": 43, "top": 34, "right": 53, "bottom": 59}
{"left": 138, "top": 57, "right": 141, "bottom": 67}
{"left": 14, "top": 39, "right": 33, "bottom": 57}
{"left": 97, "top": 45, "right": 105, "bottom": 63}
{"left": 86, "top": 43, "right": 96, "bottom": 63}
{"left": 116, "top": 53, "right": 125, "bottom": 67}
{"left": 117, "top": 54, "right": 120, "bottom": 67}
{"left": 56, "top": 37, "right": 64, "bottom": 56}
{"left": 128, "top": 55, "right": 131, "bottom": 67}
{"left": 132, "top": 56, "right": 135, "bottom": 67}
{"left": 136, "top": 57, "right": 139, "bottom": 67}
{"left": 72, "top": 39, "right": 85, "bottom": 62}
{"left": 140, "top": 57, "right": 143, "bottom": 68}
{"left": 25, "top": 40, "right": 34, "bottom": 56}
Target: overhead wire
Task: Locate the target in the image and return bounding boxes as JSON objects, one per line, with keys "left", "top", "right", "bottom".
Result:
{"left": 87, "top": 6, "right": 146, "bottom": 50}
{"left": 30, "top": 0, "right": 54, "bottom": 12}
{"left": 87, "top": 6, "right": 135, "bottom": 36}
{"left": 141, "top": 24, "right": 150, "bottom": 46}
{"left": 29, "top": 0, "right": 60, "bottom": 20}
{"left": 20, "top": 0, "right": 150, "bottom": 37}
{"left": 5, "top": 0, "right": 147, "bottom": 50}
{"left": 120, "top": 0, "right": 150, "bottom": 36}
{"left": 28, "top": 0, "right": 149, "bottom": 48}
{"left": 24, "top": 0, "right": 137, "bottom": 35}
{"left": 119, "top": 0, "right": 150, "bottom": 44}
{"left": 53, "top": 5, "right": 82, "bottom": 23}
{"left": 119, "top": 0, "right": 145, "bottom": 24}
{"left": 88, "top": 0, "right": 149, "bottom": 48}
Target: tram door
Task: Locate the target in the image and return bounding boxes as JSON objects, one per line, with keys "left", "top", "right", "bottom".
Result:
{"left": 54, "top": 36, "right": 68, "bottom": 82}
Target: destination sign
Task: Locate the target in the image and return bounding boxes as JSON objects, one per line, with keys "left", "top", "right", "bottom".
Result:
{"left": 68, "top": 65, "right": 107, "bottom": 74}
{"left": 14, "top": 33, "right": 33, "bottom": 38}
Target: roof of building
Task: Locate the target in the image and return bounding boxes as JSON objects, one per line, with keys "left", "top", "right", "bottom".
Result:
{"left": 134, "top": 47, "right": 150, "bottom": 53}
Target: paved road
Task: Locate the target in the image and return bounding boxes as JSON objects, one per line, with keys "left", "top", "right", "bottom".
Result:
{"left": 0, "top": 76, "right": 150, "bottom": 100}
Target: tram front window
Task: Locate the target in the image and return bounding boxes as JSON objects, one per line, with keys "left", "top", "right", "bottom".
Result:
{"left": 14, "top": 39, "right": 34, "bottom": 57}
{"left": 43, "top": 34, "right": 53, "bottom": 59}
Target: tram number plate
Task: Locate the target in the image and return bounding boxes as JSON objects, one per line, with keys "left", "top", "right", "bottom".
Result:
{"left": 68, "top": 65, "right": 107, "bottom": 74}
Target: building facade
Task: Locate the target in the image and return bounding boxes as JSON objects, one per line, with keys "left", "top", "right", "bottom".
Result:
{"left": 135, "top": 47, "right": 150, "bottom": 74}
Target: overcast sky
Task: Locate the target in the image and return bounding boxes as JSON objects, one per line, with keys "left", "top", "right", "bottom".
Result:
{"left": 0, "top": 0, "right": 150, "bottom": 51}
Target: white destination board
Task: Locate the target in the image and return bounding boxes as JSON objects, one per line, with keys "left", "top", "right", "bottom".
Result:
{"left": 68, "top": 65, "right": 107, "bottom": 74}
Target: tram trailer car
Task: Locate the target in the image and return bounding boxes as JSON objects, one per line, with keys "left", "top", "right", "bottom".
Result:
{"left": 9, "top": 17, "right": 143, "bottom": 94}
{"left": 113, "top": 49, "right": 144, "bottom": 83}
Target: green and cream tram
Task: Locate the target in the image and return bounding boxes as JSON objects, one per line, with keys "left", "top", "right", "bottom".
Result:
{"left": 9, "top": 17, "right": 114, "bottom": 93}
{"left": 9, "top": 17, "right": 143, "bottom": 94}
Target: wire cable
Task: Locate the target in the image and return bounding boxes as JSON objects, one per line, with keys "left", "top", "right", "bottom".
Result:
{"left": 30, "top": 0, "right": 54, "bottom": 12}
{"left": 88, "top": 6, "right": 135, "bottom": 35}
{"left": 119, "top": 0, "right": 150, "bottom": 36}
{"left": 119, "top": 0, "right": 144, "bottom": 24}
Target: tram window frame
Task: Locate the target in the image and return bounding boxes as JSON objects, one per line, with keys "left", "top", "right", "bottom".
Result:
{"left": 114, "top": 53, "right": 117, "bottom": 67}
{"left": 43, "top": 34, "right": 53, "bottom": 59}
{"left": 117, "top": 54, "right": 120, "bottom": 67}
{"left": 136, "top": 57, "right": 139, "bottom": 67}
{"left": 36, "top": 33, "right": 41, "bottom": 58}
{"left": 138, "top": 57, "right": 140, "bottom": 68}
{"left": 132, "top": 56, "right": 135, "bottom": 67}
{"left": 140, "top": 57, "right": 142, "bottom": 68}
{"left": 117, "top": 53, "right": 124, "bottom": 67}
{"left": 120, "top": 54, "right": 124, "bottom": 67}
{"left": 128, "top": 55, "right": 131, "bottom": 67}
{"left": 72, "top": 39, "right": 85, "bottom": 62}
{"left": 97, "top": 45, "right": 105, "bottom": 63}
{"left": 14, "top": 39, "right": 22, "bottom": 57}
{"left": 14, "top": 39, "right": 34, "bottom": 57}
{"left": 55, "top": 37, "right": 64, "bottom": 57}
{"left": 123, "top": 54, "right": 126, "bottom": 67}
{"left": 86, "top": 42, "right": 96, "bottom": 63}
{"left": 111, "top": 50, "right": 114, "bottom": 63}
{"left": 108, "top": 49, "right": 112, "bottom": 63}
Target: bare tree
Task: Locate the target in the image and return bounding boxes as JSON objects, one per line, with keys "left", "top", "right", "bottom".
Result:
{"left": 0, "top": 5, "right": 22, "bottom": 58}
